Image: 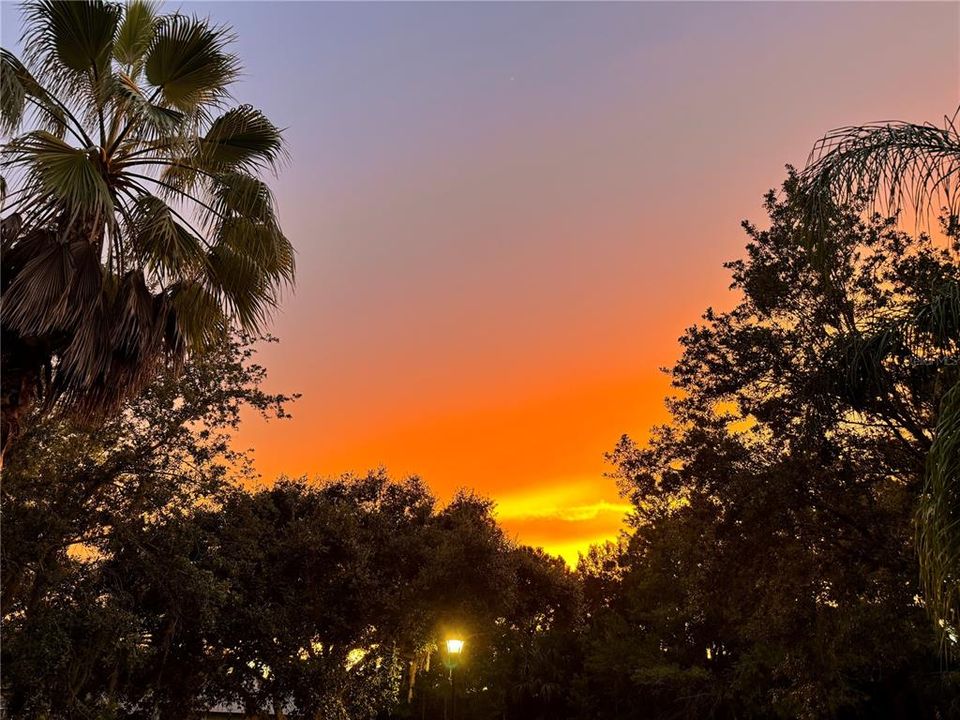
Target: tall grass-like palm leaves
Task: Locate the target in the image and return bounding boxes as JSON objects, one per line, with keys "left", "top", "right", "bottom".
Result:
{"left": 801, "top": 111, "right": 960, "bottom": 237}
{"left": 918, "top": 381, "right": 960, "bottom": 654}
{"left": 799, "top": 110, "right": 960, "bottom": 651}
{"left": 0, "top": 1, "right": 294, "bottom": 453}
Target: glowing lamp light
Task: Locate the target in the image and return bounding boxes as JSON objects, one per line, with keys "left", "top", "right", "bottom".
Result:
{"left": 446, "top": 638, "right": 465, "bottom": 655}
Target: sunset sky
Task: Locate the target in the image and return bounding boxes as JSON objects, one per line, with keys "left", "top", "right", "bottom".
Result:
{"left": 4, "top": 1, "right": 956, "bottom": 563}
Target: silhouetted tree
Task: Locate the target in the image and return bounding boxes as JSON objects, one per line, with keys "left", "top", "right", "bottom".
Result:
{"left": 578, "top": 174, "right": 959, "bottom": 719}
{"left": 798, "top": 111, "right": 960, "bottom": 648}
{"left": 1, "top": 334, "right": 293, "bottom": 717}
{"left": 0, "top": 0, "right": 293, "bottom": 455}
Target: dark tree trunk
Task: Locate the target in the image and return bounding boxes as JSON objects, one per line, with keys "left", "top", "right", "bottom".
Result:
{"left": 1, "top": 213, "right": 50, "bottom": 462}
{"left": 0, "top": 331, "right": 47, "bottom": 462}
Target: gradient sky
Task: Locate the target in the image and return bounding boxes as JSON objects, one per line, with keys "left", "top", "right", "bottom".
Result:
{"left": 3, "top": 1, "right": 957, "bottom": 563}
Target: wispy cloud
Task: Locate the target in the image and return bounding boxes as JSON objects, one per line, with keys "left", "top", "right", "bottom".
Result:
{"left": 493, "top": 480, "right": 632, "bottom": 522}
{"left": 498, "top": 499, "right": 632, "bottom": 522}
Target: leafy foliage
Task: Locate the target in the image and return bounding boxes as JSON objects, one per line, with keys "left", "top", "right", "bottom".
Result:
{"left": 1, "top": 332, "right": 582, "bottom": 719}
{"left": 919, "top": 382, "right": 960, "bottom": 655}
{"left": 799, "top": 110, "right": 960, "bottom": 646}
{"left": 1, "top": 333, "right": 296, "bottom": 717}
{"left": 0, "top": 0, "right": 294, "bottom": 453}
{"left": 800, "top": 110, "right": 960, "bottom": 244}
{"left": 577, "top": 176, "right": 960, "bottom": 719}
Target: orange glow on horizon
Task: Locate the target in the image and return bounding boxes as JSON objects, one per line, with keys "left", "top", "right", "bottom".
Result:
{"left": 236, "top": 367, "right": 673, "bottom": 565}
{"left": 205, "top": 1, "right": 956, "bottom": 567}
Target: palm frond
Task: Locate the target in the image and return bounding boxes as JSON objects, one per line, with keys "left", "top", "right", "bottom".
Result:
{"left": 2, "top": 232, "right": 73, "bottom": 335}
{"left": 167, "top": 278, "right": 227, "bottom": 351}
{"left": 204, "top": 244, "right": 275, "bottom": 331}
{"left": 211, "top": 171, "right": 276, "bottom": 223}
{"left": 801, "top": 110, "right": 960, "bottom": 239}
{"left": 113, "top": 0, "right": 156, "bottom": 72}
{"left": 800, "top": 114, "right": 960, "bottom": 652}
{"left": 3, "top": 233, "right": 103, "bottom": 338}
{"left": 125, "top": 193, "right": 206, "bottom": 279}
{"left": 217, "top": 215, "right": 294, "bottom": 282}
{"left": 143, "top": 13, "right": 238, "bottom": 114}
{"left": 112, "top": 70, "right": 185, "bottom": 137}
{"left": 1, "top": 49, "right": 28, "bottom": 134}
{"left": 914, "top": 278, "right": 960, "bottom": 350}
{"left": 198, "top": 105, "right": 286, "bottom": 173}
{"left": 110, "top": 268, "right": 163, "bottom": 357}
{"left": 1, "top": 48, "right": 70, "bottom": 139}
{"left": 918, "top": 381, "right": 960, "bottom": 656}
{"left": 203, "top": 215, "right": 294, "bottom": 331}
{"left": 7, "top": 130, "right": 114, "bottom": 220}
{"left": 21, "top": 0, "right": 121, "bottom": 95}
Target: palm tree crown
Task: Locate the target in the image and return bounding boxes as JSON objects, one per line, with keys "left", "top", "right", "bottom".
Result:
{"left": 0, "top": 0, "right": 294, "bottom": 446}
{"left": 801, "top": 111, "right": 960, "bottom": 228}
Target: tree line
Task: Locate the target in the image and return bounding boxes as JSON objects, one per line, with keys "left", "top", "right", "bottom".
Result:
{"left": 5, "top": 174, "right": 959, "bottom": 718}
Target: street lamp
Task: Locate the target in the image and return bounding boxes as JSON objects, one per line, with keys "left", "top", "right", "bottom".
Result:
{"left": 444, "top": 637, "right": 464, "bottom": 720}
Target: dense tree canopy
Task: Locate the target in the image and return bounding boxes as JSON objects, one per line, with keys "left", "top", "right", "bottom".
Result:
{"left": 796, "top": 111, "right": 960, "bottom": 641}
{"left": 577, "top": 174, "right": 959, "bottom": 719}
{"left": 2, "top": 334, "right": 292, "bottom": 716}
{"left": 1, "top": 334, "right": 583, "bottom": 720}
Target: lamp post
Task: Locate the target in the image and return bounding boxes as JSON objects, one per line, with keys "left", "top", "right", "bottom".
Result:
{"left": 444, "top": 637, "right": 464, "bottom": 720}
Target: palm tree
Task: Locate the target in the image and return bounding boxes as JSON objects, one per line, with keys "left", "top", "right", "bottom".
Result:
{"left": 798, "top": 110, "right": 960, "bottom": 652}
{"left": 801, "top": 112, "right": 959, "bottom": 225}
{"left": 0, "top": 0, "right": 294, "bottom": 455}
